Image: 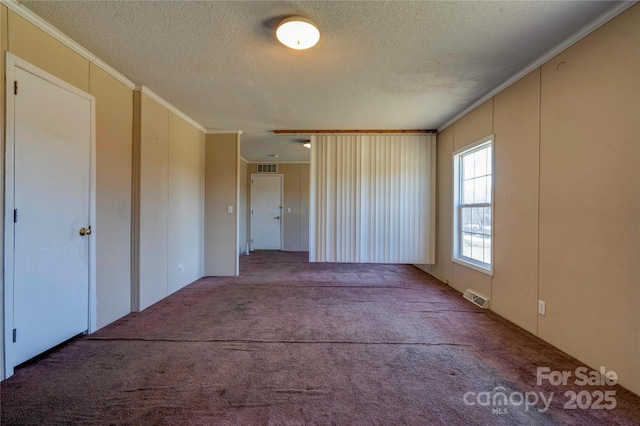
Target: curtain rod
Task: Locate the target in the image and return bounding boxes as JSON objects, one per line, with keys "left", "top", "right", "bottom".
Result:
{"left": 273, "top": 129, "right": 437, "bottom": 135}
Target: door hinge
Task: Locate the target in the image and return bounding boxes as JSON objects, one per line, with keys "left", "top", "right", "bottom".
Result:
{"left": 12, "top": 329, "right": 16, "bottom": 343}
{"left": 13, "top": 209, "right": 18, "bottom": 223}
{"left": 14, "top": 80, "right": 18, "bottom": 95}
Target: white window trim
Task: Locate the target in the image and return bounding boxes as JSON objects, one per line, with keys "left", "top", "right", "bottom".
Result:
{"left": 452, "top": 135, "right": 494, "bottom": 276}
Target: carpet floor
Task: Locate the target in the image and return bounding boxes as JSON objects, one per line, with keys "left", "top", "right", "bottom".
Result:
{"left": 1, "top": 250, "right": 639, "bottom": 425}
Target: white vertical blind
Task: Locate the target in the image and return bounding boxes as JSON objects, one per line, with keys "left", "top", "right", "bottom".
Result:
{"left": 310, "top": 134, "right": 435, "bottom": 263}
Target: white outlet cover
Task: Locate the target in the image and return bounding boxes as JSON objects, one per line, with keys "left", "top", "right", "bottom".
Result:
{"left": 178, "top": 265, "right": 184, "bottom": 273}
{"left": 538, "top": 300, "right": 546, "bottom": 316}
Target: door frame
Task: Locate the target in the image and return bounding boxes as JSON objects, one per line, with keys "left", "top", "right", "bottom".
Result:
{"left": 3, "top": 53, "right": 97, "bottom": 378}
{"left": 250, "top": 174, "right": 283, "bottom": 251}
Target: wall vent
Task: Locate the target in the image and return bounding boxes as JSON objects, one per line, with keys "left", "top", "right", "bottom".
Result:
{"left": 463, "top": 289, "right": 490, "bottom": 309}
{"left": 257, "top": 164, "right": 278, "bottom": 173}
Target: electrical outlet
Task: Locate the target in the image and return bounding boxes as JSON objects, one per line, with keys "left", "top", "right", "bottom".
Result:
{"left": 178, "top": 265, "right": 184, "bottom": 274}
{"left": 538, "top": 300, "right": 546, "bottom": 316}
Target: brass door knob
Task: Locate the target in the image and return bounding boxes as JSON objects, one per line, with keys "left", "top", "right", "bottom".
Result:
{"left": 79, "top": 227, "right": 87, "bottom": 236}
{"left": 86, "top": 226, "right": 92, "bottom": 235}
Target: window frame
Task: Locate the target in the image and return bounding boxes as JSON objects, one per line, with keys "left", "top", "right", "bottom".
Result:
{"left": 452, "top": 135, "right": 494, "bottom": 276}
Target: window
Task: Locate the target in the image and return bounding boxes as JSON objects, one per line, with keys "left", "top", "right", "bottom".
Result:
{"left": 453, "top": 136, "right": 493, "bottom": 274}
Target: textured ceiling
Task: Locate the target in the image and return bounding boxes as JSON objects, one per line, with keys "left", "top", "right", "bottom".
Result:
{"left": 21, "top": 0, "right": 621, "bottom": 162}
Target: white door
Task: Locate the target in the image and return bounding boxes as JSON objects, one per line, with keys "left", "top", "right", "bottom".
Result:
{"left": 8, "top": 65, "right": 92, "bottom": 367}
{"left": 251, "top": 175, "right": 282, "bottom": 250}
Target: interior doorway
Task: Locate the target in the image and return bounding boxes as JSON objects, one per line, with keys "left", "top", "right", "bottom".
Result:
{"left": 251, "top": 174, "right": 283, "bottom": 250}
{"left": 4, "top": 54, "right": 96, "bottom": 377}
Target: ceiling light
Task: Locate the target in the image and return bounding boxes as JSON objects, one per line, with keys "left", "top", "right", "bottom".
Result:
{"left": 276, "top": 17, "right": 320, "bottom": 50}
{"left": 303, "top": 141, "right": 311, "bottom": 148}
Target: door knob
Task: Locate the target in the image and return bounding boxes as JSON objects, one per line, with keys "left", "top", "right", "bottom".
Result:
{"left": 79, "top": 227, "right": 86, "bottom": 236}
{"left": 86, "top": 226, "right": 92, "bottom": 235}
{"left": 274, "top": 216, "right": 280, "bottom": 220}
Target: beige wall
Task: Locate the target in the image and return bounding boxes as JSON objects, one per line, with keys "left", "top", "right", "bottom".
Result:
{"left": 452, "top": 99, "right": 493, "bottom": 152}
{"left": 239, "top": 159, "right": 249, "bottom": 252}
{"left": 89, "top": 63, "right": 133, "bottom": 328}
{"left": 282, "top": 163, "right": 311, "bottom": 252}
{"left": 538, "top": 6, "right": 639, "bottom": 395}
{"left": 429, "top": 5, "right": 640, "bottom": 395}
{"left": 299, "top": 164, "right": 310, "bottom": 251}
{"left": 168, "top": 112, "right": 205, "bottom": 293}
{"left": 8, "top": 11, "right": 89, "bottom": 92}
{"left": 431, "top": 126, "right": 453, "bottom": 283}
{"left": 137, "top": 93, "right": 169, "bottom": 310}
{"left": 135, "top": 93, "right": 206, "bottom": 309}
{"left": 247, "top": 163, "right": 310, "bottom": 252}
{"left": 205, "top": 133, "right": 239, "bottom": 276}
{"left": 492, "top": 69, "right": 540, "bottom": 334}
{"left": 282, "top": 164, "right": 301, "bottom": 251}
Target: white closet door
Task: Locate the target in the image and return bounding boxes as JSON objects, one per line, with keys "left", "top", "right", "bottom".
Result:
{"left": 11, "top": 66, "right": 91, "bottom": 366}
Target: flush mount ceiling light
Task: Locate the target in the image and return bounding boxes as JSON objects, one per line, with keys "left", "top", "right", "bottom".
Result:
{"left": 276, "top": 16, "right": 320, "bottom": 50}
{"left": 303, "top": 140, "right": 311, "bottom": 148}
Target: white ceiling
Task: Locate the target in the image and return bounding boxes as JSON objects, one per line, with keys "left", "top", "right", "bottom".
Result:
{"left": 21, "top": 0, "right": 622, "bottom": 162}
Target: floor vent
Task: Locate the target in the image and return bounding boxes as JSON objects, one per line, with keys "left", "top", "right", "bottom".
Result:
{"left": 463, "top": 289, "right": 490, "bottom": 309}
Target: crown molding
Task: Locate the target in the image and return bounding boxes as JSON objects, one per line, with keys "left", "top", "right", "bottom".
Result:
{"left": 244, "top": 160, "right": 310, "bottom": 164}
{"left": 273, "top": 129, "right": 436, "bottom": 134}
{"left": 437, "top": 1, "right": 637, "bottom": 132}
{"left": 135, "top": 85, "right": 206, "bottom": 133}
{"left": 206, "top": 130, "right": 243, "bottom": 135}
{"left": 2, "top": 0, "right": 136, "bottom": 90}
